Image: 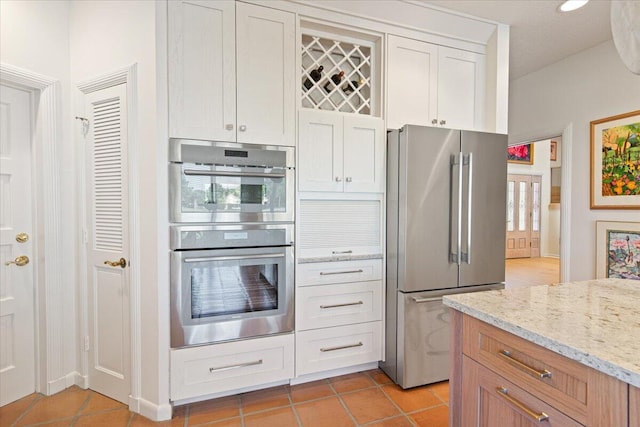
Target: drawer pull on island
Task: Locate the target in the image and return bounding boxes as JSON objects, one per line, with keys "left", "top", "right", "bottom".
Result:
{"left": 319, "top": 269, "right": 363, "bottom": 276}
{"left": 499, "top": 350, "right": 552, "bottom": 379}
{"left": 209, "top": 359, "right": 263, "bottom": 373}
{"left": 496, "top": 387, "right": 549, "bottom": 422}
{"left": 320, "top": 301, "right": 363, "bottom": 309}
{"left": 320, "top": 342, "right": 363, "bottom": 352}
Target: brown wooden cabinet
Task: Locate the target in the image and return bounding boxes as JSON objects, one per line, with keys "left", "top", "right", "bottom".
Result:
{"left": 450, "top": 311, "right": 631, "bottom": 426}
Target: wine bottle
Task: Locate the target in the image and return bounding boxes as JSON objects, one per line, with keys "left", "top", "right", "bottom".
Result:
{"left": 323, "top": 70, "right": 345, "bottom": 93}
{"left": 303, "top": 65, "right": 324, "bottom": 91}
{"left": 342, "top": 79, "right": 362, "bottom": 95}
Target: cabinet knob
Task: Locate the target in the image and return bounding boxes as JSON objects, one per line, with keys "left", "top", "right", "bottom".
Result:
{"left": 225, "top": 124, "right": 234, "bottom": 130}
{"left": 431, "top": 119, "right": 438, "bottom": 125}
{"left": 239, "top": 125, "right": 247, "bottom": 132}
{"left": 345, "top": 177, "right": 352, "bottom": 182}
{"left": 335, "top": 176, "right": 342, "bottom": 182}
{"left": 440, "top": 120, "right": 446, "bottom": 126}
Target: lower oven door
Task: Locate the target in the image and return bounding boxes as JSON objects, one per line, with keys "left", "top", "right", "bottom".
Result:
{"left": 170, "top": 245, "right": 294, "bottom": 348}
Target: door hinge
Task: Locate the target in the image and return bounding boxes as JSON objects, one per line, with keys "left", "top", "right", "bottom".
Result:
{"left": 84, "top": 336, "right": 90, "bottom": 352}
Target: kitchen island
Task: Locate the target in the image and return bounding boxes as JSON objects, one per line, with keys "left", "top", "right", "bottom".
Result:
{"left": 443, "top": 278, "right": 640, "bottom": 426}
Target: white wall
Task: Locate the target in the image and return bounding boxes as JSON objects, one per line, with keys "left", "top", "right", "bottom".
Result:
{"left": 509, "top": 40, "right": 640, "bottom": 280}
{"left": 70, "top": 0, "right": 169, "bottom": 418}
{"left": 0, "top": 0, "right": 77, "bottom": 392}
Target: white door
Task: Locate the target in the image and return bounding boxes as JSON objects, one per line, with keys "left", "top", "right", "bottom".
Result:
{"left": 0, "top": 84, "right": 35, "bottom": 406}
{"left": 85, "top": 84, "right": 130, "bottom": 404}
{"left": 298, "top": 110, "right": 343, "bottom": 192}
{"left": 343, "top": 115, "right": 385, "bottom": 193}
{"left": 386, "top": 35, "right": 438, "bottom": 130}
{"left": 437, "top": 46, "right": 485, "bottom": 131}
{"left": 168, "top": 0, "right": 236, "bottom": 141}
{"left": 236, "top": 2, "right": 295, "bottom": 146}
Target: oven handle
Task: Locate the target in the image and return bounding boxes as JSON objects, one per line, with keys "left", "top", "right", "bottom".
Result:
{"left": 183, "top": 169, "right": 286, "bottom": 179}
{"left": 184, "top": 253, "right": 284, "bottom": 263}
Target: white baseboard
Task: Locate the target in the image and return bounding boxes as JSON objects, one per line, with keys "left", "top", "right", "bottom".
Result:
{"left": 133, "top": 396, "right": 173, "bottom": 422}
{"left": 47, "top": 375, "right": 69, "bottom": 395}
{"left": 289, "top": 362, "right": 379, "bottom": 385}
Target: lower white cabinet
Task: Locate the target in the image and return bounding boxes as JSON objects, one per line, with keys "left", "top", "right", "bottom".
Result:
{"left": 297, "top": 259, "right": 382, "bottom": 286}
{"left": 297, "top": 281, "right": 382, "bottom": 330}
{"left": 296, "top": 322, "right": 382, "bottom": 376}
{"left": 170, "top": 334, "right": 294, "bottom": 401}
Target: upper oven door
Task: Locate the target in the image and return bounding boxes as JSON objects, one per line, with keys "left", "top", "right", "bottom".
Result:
{"left": 169, "top": 139, "right": 294, "bottom": 223}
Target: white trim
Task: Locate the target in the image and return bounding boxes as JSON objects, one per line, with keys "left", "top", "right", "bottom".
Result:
{"left": 138, "top": 397, "right": 173, "bottom": 422}
{"left": 77, "top": 63, "right": 141, "bottom": 411}
{"left": 289, "top": 362, "right": 379, "bottom": 385}
{"left": 0, "top": 62, "right": 64, "bottom": 397}
{"left": 559, "top": 123, "right": 572, "bottom": 282}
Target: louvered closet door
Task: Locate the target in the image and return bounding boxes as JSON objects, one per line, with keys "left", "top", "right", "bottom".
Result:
{"left": 85, "top": 84, "right": 130, "bottom": 404}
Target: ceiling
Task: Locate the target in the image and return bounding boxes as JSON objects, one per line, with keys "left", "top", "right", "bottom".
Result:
{"left": 421, "top": 0, "right": 613, "bottom": 79}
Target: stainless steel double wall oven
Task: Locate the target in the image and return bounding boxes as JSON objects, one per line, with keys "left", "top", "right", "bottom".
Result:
{"left": 169, "top": 139, "right": 295, "bottom": 348}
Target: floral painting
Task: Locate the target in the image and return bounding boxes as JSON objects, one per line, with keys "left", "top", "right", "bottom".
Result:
{"left": 597, "top": 221, "right": 640, "bottom": 280}
{"left": 591, "top": 110, "right": 640, "bottom": 209}
{"left": 507, "top": 143, "right": 533, "bottom": 165}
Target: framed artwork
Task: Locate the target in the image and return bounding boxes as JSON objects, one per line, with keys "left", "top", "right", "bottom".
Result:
{"left": 590, "top": 110, "right": 640, "bottom": 209}
{"left": 550, "top": 140, "right": 558, "bottom": 161}
{"left": 596, "top": 221, "right": 640, "bottom": 280}
{"left": 507, "top": 143, "right": 534, "bottom": 165}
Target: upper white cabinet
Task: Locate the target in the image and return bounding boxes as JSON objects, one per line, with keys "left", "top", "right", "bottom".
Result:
{"left": 386, "top": 35, "right": 486, "bottom": 132}
{"left": 169, "top": 0, "right": 295, "bottom": 146}
{"left": 298, "top": 109, "right": 384, "bottom": 193}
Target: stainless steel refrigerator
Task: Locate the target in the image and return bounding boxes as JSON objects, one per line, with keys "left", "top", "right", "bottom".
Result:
{"left": 381, "top": 125, "right": 507, "bottom": 389}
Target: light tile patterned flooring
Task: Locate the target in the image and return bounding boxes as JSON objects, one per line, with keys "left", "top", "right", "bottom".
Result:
{"left": 0, "top": 370, "right": 449, "bottom": 427}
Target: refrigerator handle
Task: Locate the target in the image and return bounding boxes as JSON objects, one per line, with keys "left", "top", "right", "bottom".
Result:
{"left": 462, "top": 153, "right": 473, "bottom": 264}
{"left": 449, "top": 153, "right": 463, "bottom": 265}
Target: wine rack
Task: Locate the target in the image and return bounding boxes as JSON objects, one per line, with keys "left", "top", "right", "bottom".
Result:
{"left": 301, "top": 34, "right": 373, "bottom": 115}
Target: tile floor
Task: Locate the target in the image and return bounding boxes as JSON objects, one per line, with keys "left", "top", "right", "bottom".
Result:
{"left": 0, "top": 369, "right": 449, "bottom": 427}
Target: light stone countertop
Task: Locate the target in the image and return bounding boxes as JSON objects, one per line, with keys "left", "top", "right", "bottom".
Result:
{"left": 443, "top": 278, "right": 640, "bottom": 388}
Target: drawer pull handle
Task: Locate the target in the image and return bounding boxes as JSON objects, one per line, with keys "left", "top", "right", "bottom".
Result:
{"left": 499, "top": 350, "right": 552, "bottom": 379}
{"left": 496, "top": 387, "right": 549, "bottom": 422}
{"left": 320, "top": 269, "right": 363, "bottom": 276}
{"left": 209, "top": 359, "right": 263, "bottom": 373}
{"left": 320, "top": 301, "right": 363, "bottom": 309}
{"left": 412, "top": 296, "right": 443, "bottom": 303}
{"left": 331, "top": 250, "right": 353, "bottom": 254}
{"left": 320, "top": 342, "right": 363, "bottom": 352}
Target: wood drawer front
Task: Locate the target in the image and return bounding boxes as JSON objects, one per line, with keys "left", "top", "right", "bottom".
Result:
{"left": 464, "top": 315, "right": 588, "bottom": 422}
{"left": 631, "top": 386, "right": 639, "bottom": 427}
{"left": 171, "top": 334, "right": 294, "bottom": 401}
{"left": 463, "top": 356, "right": 583, "bottom": 427}
{"left": 296, "top": 322, "right": 382, "bottom": 376}
{"left": 463, "top": 315, "right": 628, "bottom": 426}
{"left": 297, "top": 259, "right": 382, "bottom": 286}
{"left": 297, "top": 281, "right": 382, "bottom": 330}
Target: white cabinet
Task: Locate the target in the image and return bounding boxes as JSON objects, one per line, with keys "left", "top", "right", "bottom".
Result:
{"left": 295, "top": 258, "right": 384, "bottom": 376}
{"left": 298, "top": 109, "right": 384, "bottom": 192}
{"left": 387, "top": 35, "right": 486, "bottom": 131}
{"left": 171, "top": 334, "right": 294, "bottom": 401}
{"left": 169, "top": 0, "right": 295, "bottom": 146}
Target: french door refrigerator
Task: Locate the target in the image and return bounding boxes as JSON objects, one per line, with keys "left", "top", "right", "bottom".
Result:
{"left": 381, "top": 125, "right": 507, "bottom": 388}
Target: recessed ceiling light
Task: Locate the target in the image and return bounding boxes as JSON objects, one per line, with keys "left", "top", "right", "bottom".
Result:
{"left": 558, "top": 0, "right": 589, "bottom": 12}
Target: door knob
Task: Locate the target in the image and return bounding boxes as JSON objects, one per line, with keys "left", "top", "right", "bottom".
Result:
{"left": 345, "top": 177, "right": 353, "bottom": 182}
{"left": 16, "top": 233, "right": 29, "bottom": 243}
{"left": 431, "top": 119, "right": 438, "bottom": 125}
{"left": 104, "top": 258, "right": 127, "bottom": 268}
{"left": 335, "top": 176, "right": 342, "bottom": 182}
{"left": 225, "top": 124, "right": 234, "bottom": 130}
{"left": 5, "top": 255, "right": 29, "bottom": 267}
{"left": 440, "top": 119, "right": 446, "bottom": 125}
{"left": 239, "top": 125, "right": 247, "bottom": 132}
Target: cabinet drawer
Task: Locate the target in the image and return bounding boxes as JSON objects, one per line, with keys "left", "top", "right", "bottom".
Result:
{"left": 463, "top": 315, "right": 627, "bottom": 425}
{"left": 297, "top": 259, "right": 382, "bottom": 286}
{"left": 296, "top": 322, "right": 382, "bottom": 376}
{"left": 171, "top": 334, "right": 294, "bottom": 401}
{"left": 463, "top": 356, "right": 583, "bottom": 427}
{"left": 297, "top": 281, "right": 382, "bottom": 330}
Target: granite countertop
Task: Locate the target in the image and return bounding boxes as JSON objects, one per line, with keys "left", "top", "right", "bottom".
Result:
{"left": 443, "top": 278, "right": 640, "bottom": 388}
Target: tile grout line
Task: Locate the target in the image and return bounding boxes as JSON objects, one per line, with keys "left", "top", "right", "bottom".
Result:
{"left": 9, "top": 394, "right": 43, "bottom": 427}
{"left": 285, "top": 383, "right": 304, "bottom": 427}
{"left": 370, "top": 372, "right": 417, "bottom": 427}
{"left": 326, "top": 378, "right": 360, "bottom": 426}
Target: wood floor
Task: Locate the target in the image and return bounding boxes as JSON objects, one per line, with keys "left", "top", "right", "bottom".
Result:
{"left": 505, "top": 256, "right": 560, "bottom": 289}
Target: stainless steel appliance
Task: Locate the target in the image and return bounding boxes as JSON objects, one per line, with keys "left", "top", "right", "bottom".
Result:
{"left": 381, "top": 125, "right": 507, "bottom": 388}
{"left": 169, "top": 139, "right": 295, "bottom": 223}
{"left": 170, "top": 223, "right": 294, "bottom": 348}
